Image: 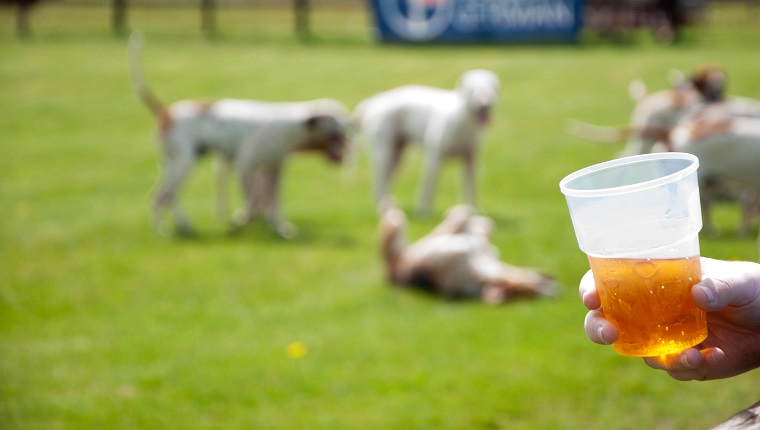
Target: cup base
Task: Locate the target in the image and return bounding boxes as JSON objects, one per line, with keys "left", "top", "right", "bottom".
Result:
{"left": 613, "top": 331, "right": 708, "bottom": 357}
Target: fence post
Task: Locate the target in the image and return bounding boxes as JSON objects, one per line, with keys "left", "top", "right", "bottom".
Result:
{"left": 294, "top": 0, "right": 310, "bottom": 39}
{"left": 201, "top": 0, "right": 216, "bottom": 37}
{"left": 15, "top": 0, "right": 32, "bottom": 37}
{"left": 112, "top": 0, "right": 128, "bottom": 36}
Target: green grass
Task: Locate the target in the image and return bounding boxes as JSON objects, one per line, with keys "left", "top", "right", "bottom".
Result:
{"left": 2, "top": 3, "right": 760, "bottom": 429}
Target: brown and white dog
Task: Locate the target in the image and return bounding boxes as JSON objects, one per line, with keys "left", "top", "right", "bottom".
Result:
{"left": 671, "top": 103, "right": 760, "bottom": 190}
{"left": 378, "top": 202, "right": 557, "bottom": 304}
{"left": 128, "top": 34, "right": 351, "bottom": 237}
{"left": 669, "top": 104, "right": 760, "bottom": 235}
{"left": 568, "top": 65, "right": 729, "bottom": 156}
{"left": 355, "top": 70, "right": 501, "bottom": 216}
{"left": 568, "top": 65, "right": 760, "bottom": 234}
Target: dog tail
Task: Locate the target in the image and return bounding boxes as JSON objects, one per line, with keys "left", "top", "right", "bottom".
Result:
{"left": 128, "top": 32, "right": 165, "bottom": 117}
{"left": 340, "top": 99, "right": 369, "bottom": 184}
{"left": 565, "top": 118, "right": 632, "bottom": 143}
{"left": 378, "top": 198, "right": 407, "bottom": 283}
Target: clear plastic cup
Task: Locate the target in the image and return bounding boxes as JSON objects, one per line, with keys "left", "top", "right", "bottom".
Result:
{"left": 559, "top": 153, "right": 707, "bottom": 357}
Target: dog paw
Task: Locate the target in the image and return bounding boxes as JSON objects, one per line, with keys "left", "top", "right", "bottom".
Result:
{"left": 230, "top": 208, "right": 252, "bottom": 228}
{"left": 274, "top": 221, "right": 298, "bottom": 239}
{"left": 480, "top": 283, "right": 508, "bottom": 305}
{"left": 154, "top": 221, "right": 171, "bottom": 237}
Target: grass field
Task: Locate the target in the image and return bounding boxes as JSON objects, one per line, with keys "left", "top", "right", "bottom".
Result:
{"left": 2, "top": 3, "right": 760, "bottom": 429}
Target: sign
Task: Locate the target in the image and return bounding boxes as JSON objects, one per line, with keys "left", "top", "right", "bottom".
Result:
{"left": 369, "top": 0, "right": 584, "bottom": 43}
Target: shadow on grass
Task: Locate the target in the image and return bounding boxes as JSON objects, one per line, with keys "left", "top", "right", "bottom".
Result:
{"left": 167, "top": 217, "right": 361, "bottom": 249}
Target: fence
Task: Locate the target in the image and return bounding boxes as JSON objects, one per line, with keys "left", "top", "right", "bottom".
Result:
{"left": 1, "top": 0, "right": 757, "bottom": 40}
{"left": 1, "top": 0, "right": 365, "bottom": 37}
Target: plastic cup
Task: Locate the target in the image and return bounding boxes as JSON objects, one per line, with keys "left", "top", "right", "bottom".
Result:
{"left": 559, "top": 153, "right": 707, "bottom": 357}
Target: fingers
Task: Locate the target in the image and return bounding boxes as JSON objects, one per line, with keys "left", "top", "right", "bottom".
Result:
{"left": 642, "top": 347, "right": 726, "bottom": 381}
{"left": 584, "top": 308, "right": 618, "bottom": 345}
{"left": 578, "top": 270, "right": 601, "bottom": 310}
{"left": 580, "top": 270, "right": 616, "bottom": 344}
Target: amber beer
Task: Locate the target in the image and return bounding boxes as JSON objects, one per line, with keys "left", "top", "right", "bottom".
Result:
{"left": 587, "top": 255, "right": 707, "bottom": 357}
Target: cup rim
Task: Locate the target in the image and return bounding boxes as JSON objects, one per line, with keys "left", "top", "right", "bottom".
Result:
{"left": 559, "top": 152, "right": 699, "bottom": 198}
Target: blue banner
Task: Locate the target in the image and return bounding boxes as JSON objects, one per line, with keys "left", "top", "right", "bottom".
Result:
{"left": 369, "top": 0, "right": 584, "bottom": 43}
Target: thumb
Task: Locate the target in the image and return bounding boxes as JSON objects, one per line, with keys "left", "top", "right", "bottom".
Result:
{"left": 692, "top": 277, "right": 732, "bottom": 312}
{"left": 693, "top": 260, "right": 760, "bottom": 312}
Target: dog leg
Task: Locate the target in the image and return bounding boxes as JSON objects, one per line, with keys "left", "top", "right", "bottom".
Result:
{"left": 471, "top": 255, "right": 557, "bottom": 304}
{"left": 231, "top": 168, "right": 257, "bottom": 230}
{"left": 262, "top": 164, "right": 296, "bottom": 239}
{"left": 153, "top": 149, "right": 196, "bottom": 236}
{"left": 214, "top": 157, "right": 232, "bottom": 221}
{"left": 417, "top": 151, "right": 441, "bottom": 218}
{"left": 480, "top": 276, "right": 556, "bottom": 305}
{"left": 700, "top": 180, "right": 719, "bottom": 237}
{"left": 427, "top": 204, "right": 475, "bottom": 236}
{"left": 372, "top": 136, "right": 404, "bottom": 212}
{"left": 461, "top": 151, "right": 477, "bottom": 208}
{"left": 378, "top": 202, "right": 408, "bottom": 283}
{"left": 739, "top": 188, "right": 760, "bottom": 237}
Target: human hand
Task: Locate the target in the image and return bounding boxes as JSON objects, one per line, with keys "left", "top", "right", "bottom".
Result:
{"left": 579, "top": 257, "right": 760, "bottom": 381}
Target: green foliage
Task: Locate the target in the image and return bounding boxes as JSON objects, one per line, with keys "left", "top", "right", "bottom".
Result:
{"left": 1, "top": 4, "right": 759, "bottom": 429}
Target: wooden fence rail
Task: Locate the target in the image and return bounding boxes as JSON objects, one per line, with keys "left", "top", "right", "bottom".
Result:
{"left": 2, "top": 0, "right": 756, "bottom": 39}
{"left": 1, "top": 0, "right": 314, "bottom": 37}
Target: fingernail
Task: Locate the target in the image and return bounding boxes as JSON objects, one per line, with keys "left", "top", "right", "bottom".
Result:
{"left": 707, "top": 348, "right": 725, "bottom": 366}
{"left": 680, "top": 353, "right": 696, "bottom": 369}
{"left": 597, "top": 326, "right": 611, "bottom": 344}
{"left": 581, "top": 291, "right": 591, "bottom": 306}
{"left": 697, "top": 281, "right": 717, "bottom": 308}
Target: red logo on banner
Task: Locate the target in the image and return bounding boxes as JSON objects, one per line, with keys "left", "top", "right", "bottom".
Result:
{"left": 415, "top": 0, "right": 447, "bottom": 6}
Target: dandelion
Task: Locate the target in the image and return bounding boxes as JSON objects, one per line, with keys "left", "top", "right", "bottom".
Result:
{"left": 287, "top": 341, "right": 308, "bottom": 359}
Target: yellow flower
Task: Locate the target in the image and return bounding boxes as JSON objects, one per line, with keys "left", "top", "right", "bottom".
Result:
{"left": 286, "top": 341, "right": 308, "bottom": 359}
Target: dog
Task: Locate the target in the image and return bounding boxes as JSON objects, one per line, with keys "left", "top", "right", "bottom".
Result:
{"left": 567, "top": 65, "right": 729, "bottom": 156}
{"left": 378, "top": 202, "right": 557, "bottom": 304}
{"left": 669, "top": 103, "right": 760, "bottom": 236}
{"left": 568, "top": 65, "right": 760, "bottom": 234}
{"left": 128, "top": 33, "right": 351, "bottom": 238}
{"left": 355, "top": 70, "right": 500, "bottom": 216}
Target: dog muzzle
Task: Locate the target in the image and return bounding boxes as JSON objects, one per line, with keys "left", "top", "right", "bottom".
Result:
{"left": 325, "top": 136, "right": 345, "bottom": 163}
{"left": 475, "top": 106, "right": 491, "bottom": 125}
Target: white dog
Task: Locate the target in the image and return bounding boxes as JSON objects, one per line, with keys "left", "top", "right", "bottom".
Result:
{"left": 378, "top": 202, "right": 557, "bottom": 304}
{"left": 355, "top": 70, "right": 500, "bottom": 216}
{"left": 128, "top": 34, "right": 351, "bottom": 237}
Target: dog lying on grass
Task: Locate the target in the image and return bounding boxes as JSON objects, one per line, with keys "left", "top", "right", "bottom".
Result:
{"left": 378, "top": 202, "right": 558, "bottom": 304}
{"left": 128, "top": 34, "right": 351, "bottom": 238}
{"left": 355, "top": 70, "right": 500, "bottom": 216}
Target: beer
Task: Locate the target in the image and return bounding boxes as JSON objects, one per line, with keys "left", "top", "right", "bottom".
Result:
{"left": 587, "top": 255, "right": 707, "bottom": 357}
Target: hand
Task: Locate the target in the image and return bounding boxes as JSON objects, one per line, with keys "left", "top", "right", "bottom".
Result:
{"left": 580, "top": 257, "right": 760, "bottom": 381}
